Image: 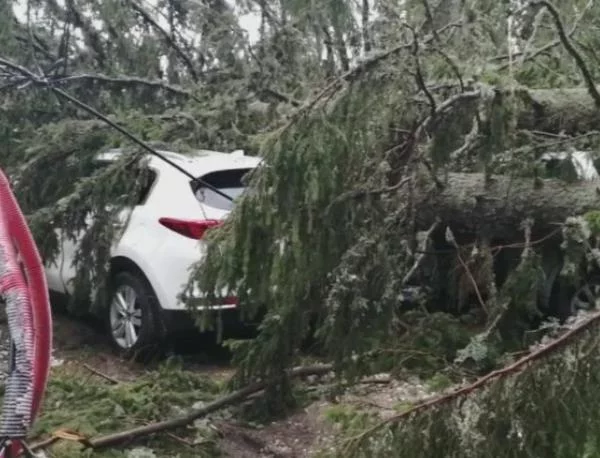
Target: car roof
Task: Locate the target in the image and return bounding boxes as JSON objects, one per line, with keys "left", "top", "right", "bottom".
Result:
{"left": 96, "top": 148, "right": 261, "bottom": 177}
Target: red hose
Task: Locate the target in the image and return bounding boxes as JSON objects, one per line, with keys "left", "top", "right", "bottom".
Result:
{"left": 0, "top": 170, "right": 52, "bottom": 456}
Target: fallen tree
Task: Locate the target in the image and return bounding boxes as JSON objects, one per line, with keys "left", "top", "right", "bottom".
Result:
{"left": 415, "top": 172, "right": 600, "bottom": 239}
{"left": 516, "top": 86, "right": 600, "bottom": 134}
{"left": 4, "top": 2, "right": 600, "bottom": 456}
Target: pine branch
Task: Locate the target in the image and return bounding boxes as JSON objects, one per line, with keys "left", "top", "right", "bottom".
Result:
{"left": 492, "top": 0, "right": 592, "bottom": 69}
{"left": 414, "top": 89, "right": 482, "bottom": 143}
{"left": 51, "top": 73, "right": 201, "bottom": 102}
{"left": 345, "top": 306, "right": 600, "bottom": 453}
{"left": 324, "top": 176, "right": 411, "bottom": 216}
{"left": 11, "top": 17, "right": 54, "bottom": 60}
{"left": 128, "top": 0, "right": 198, "bottom": 81}
{"left": 285, "top": 20, "right": 463, "bottom": 125}
{"left": 13, "top": 35, "right": 55, "bottom": 62}
{"left": 421, "top": 0, "right": 440, "bottom": 42}
{"left": 449, "top": 116, "right": 479, "bottom": 164}
{"left": 261, "top": 87, "right": 301, "bottom": 107}
{"left": 0, "top": 68, "right": 198, "bottom": 103}
{"left": 432, "top": 48, "right": 464, "bottom": 92}
{"left": 409, "top": 25, "right": 436, "bottom": 118}
{"left": 346, "top": 19, "right": 462, "bottom": 82}
{"left": 402, "top": 219, "right": 440, "bottom": 285}
{"left": 529, "top": 0, "right": 600, "bottom": 107}
{"left": 26, "top": 364, "right": 333, "bottom": 451}
{"left": 62, "top": 0, "right": 107, "bottom": 67}
{"left": 0, "top": 56, "right": 231, "bottom": 201}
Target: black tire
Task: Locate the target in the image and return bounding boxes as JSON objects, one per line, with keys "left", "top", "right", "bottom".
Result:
{"left": 104, "top": 270, "right": 163, "bottom": 358}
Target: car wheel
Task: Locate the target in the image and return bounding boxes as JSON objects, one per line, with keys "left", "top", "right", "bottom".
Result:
{"left": 105, "top": 270, "right": 162, "bottom": 357}
{"left": 569, "top": 276, "right": 600, "bottom": 314}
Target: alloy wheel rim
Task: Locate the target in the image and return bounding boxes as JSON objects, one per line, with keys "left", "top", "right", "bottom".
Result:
{"left": 109, "top": 284, "right": 142, "bottom": 349}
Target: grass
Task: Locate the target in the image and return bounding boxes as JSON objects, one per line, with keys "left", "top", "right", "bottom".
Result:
{"left": 22, "top": 357, "right": 226, "bottom": 457}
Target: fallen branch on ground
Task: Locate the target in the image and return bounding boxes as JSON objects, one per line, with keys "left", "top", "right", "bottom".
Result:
{"left": 80, "top": 363, "right": 119, "bottom": 385}
{"left": 344, "top": 306, "right": 600, "bottom": 453}
{"left": 29, "top": 364, "right": 333, "bottom": 452}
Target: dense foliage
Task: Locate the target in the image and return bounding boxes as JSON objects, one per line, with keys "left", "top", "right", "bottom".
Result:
{"left": 191, "top": 0, "right": 600, "bottom": 380}
{"left": 4, "top": 0, "right": 600, "bottom": 455}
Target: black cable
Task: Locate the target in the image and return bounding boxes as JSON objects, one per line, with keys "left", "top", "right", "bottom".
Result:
{"left": 0, "top": 57, "right": 234, "bottom": 202}
{"left": 50, "top": 87, "right": 234, "bottom": 202}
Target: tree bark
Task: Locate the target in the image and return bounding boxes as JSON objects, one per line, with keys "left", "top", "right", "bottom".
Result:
{"left": 435, "top": 85, "right": 600, "bottom": 135}
{"left": 516, "top": 86, "right": 600, "bottom": 134}
{"left": 415, "top": 172, "right": 600, "bottom": 239}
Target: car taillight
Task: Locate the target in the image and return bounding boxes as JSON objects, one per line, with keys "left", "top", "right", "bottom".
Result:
{"left": 158, "top": 217, "right": 223, "bottom": 239}
{"left": 221, "top": 296, "right": 239, "bottom": 305}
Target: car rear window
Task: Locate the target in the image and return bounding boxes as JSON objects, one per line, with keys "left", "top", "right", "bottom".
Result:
{"left": 193, "top": 168, "right": 252, "bottom": 211}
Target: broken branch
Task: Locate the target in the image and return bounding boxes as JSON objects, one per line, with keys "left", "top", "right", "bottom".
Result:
{"left": 81, "top": 363, "right": 119, "bottom": 385}
{"left": 52, "top": 73, "right": 201, "bottom": 102}
{"left": 128, "top": 0, "right": 198, "bottom": 81}
{"left": 86, "top": 364, "right": 333, "bottom": 449}
{"left": 402, "top": 219, "right": 440, "bottom": 286}
{"left": 346, "top": 306, "right": 600, "bottom": 452}
{"left": 530, "top": 0, "right": 600, "bottom": 107}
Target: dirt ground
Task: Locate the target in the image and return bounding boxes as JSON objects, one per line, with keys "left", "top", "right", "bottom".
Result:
{"left": 27, "top": 312, "right": 330, "bottom": 457}
{"left": 13, "top": 312, "right": 428, "bottom": 457}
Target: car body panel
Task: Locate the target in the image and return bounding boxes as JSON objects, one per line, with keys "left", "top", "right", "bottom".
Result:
{"left": 44, "top": 148, "right": 261, "bottom": 313}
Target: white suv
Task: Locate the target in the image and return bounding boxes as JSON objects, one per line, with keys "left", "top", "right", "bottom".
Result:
{"left": 44, "top": 148, "right": 260, "bottom": 352}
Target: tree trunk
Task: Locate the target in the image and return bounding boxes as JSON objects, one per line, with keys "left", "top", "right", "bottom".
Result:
{"left": 415, "top": 172, "right": 600, "bottom": 239}
{"left": 437, "top": 86, "right": 600, "bottom": 136}
{"left": 515, "top": 86, "right": 600, "bottom": 134}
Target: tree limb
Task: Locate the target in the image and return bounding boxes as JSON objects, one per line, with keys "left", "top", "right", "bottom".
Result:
{"left": 0, "top": 62, "right": 198, "bottom": 102}
{"left": 324, "top": 177, "right": 411, "bottom": 216}
{"left": 402, "top": 219, "right": 440, "bottom": 285}
{"left": 530, "top": 0, "right": 600, "bottom": 107}
{"left": 52, "top": 73, "right": 201, "bottom": 102}
{"left": 84, "top": 364, "right": 333, "bottom": 449}
{"left": 128, "top": 0, "right": 198, "bottom": 81}
{"left": 492, "top": 0, "right": 592, "bottom": 69}
{"left": 286, "top": 20, "right": 463, "bottom": 124}
{"left": 62, "top": 0, "right": 107, "bottom": 67}
{"left": 81, "top": 363, "right": 119, "bottom": 385}
{"left": 261, "top": 87, "right": 301, "bottom": 106}
{"left": 346, "top": 306, "right": 600, "bottom": 452}
{"left": 409, "top": 25, "right": 436, "bottom": 119}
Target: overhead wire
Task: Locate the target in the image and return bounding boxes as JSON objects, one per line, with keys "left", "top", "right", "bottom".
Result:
{"left": 0, "top": 57, "right": 234, "bottom": 202}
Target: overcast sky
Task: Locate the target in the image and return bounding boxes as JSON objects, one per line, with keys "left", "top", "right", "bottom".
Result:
{"left": 12, "top": 0, "right": 262, "bottom": 44}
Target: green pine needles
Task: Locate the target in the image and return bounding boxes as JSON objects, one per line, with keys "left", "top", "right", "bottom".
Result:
{"left": 12, "top": 120, "right": 148, "bottom": 313}
{"left": 188, "top": 75, "right": 421, "bottom": 387}
{"left": 339, "top": 308, "right": 600, "bottom": 458}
